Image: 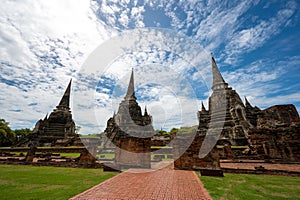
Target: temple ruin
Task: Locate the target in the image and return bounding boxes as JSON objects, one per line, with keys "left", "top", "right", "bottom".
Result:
{"left": 16, "top": 80, "right": 80, "bottom": 147}
{"left": 12, "top": 55, "right": 300, "bottom": 171}
{"left": 103, "top": 69, "right": 154, "bottom": 168}
{"left": 174, "top": 55, "right": 300, "bottom": 172}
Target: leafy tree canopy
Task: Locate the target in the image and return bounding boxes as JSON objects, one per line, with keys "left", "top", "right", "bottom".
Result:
{"left": 0, "top": 119, "right": 15, "bottom": 146}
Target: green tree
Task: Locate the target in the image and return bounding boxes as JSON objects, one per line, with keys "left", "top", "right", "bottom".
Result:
{"left": 14, "top": 128, "right": 32, "bottom": 142}
{"left": 170, "top": 128, "right": 179, "bottom": 135}
{"left": 158, "top": 129, "right": 167, "bottom": 135}
{"left": 0, "top": 119, "right": 15, "bottom": 146}
{"left": 75, "top": 126, "right": 81, "bottom": 135}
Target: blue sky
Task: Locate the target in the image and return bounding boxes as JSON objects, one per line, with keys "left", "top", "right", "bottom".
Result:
{"left": 0, "top": 0, "right": 299, "bottom": 134}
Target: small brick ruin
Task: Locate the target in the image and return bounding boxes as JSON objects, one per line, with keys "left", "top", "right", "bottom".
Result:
{"left": 15, "top": 80, "right": 81, "bottom": 147}
{"left": 248, "top": 105, "right": 300, "bottom": 161}
{"left": 173, "top": 133, "right": 221, "bottom": 169}
{"left": 103, "top": 70, "right": 154, "bottom": 168}
{"left": 0, "top": 146, "right": 101, "bottom": 168}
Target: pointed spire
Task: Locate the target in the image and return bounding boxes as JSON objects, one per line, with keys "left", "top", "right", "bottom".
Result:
{"left": 57, "top": 79, "right": 72, "bottom": 109}
{"left": 245, "top": 96, "right": 253, "bottom": 108}
{"left": 124, "top": 68, "right": 136, "bottom": 100}
{"left": 201, "top": 102, "right": 206, "bottom": 112}
{"left": 144, "top": 106, "right": 148, "bottom": 116}
{"left": 44, "top": 113, "right": 48, "bottom": 120}
{"left": 211, "top": 53, "right": 228, "bottom": 90}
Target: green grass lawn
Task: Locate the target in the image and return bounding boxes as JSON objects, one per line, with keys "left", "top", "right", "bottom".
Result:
{"left": 0, "top": 165, "right": 116, "bottom": 200}
{"left": 98, "top": 153, "right": 115, "bottom": 159}
{"left": 200, "top": 173, "right": 300, "bottom": 200}
{"left": 5, "top": 152, "right": 81, "bottom": 158}
{"left": 59, "top": 153, "right": 81, "bottom": 158}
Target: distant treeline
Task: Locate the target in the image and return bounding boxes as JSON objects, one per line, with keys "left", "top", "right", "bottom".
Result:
{"left": 0, "top": 117, "right": 198, "bottom": 147}
{"left": 79, "top": 125, "right": 198, "bottom": 138}
{"left": 0, "top": 118, "right": 32, "bottom": 147}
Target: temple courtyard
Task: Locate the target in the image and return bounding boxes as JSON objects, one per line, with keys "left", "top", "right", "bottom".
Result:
{"left": 1, "top": 57, "right": 300, "bottom": 199}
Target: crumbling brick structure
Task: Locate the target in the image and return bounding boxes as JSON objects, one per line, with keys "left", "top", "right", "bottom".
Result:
{"left": 248, "top": 105, "right": 300, "bottom": 161}
{"left": 174, "top": 55, "right": 300, "bottom": 172}
{"left": 16, "top": 80, "right": 80, "bottom": 147}
{"left": 103, "top": 70, "right": 154, "bottom": 168}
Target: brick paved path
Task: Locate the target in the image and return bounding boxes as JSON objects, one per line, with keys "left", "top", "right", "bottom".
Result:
{"left": 70, "top": 169, "right": 212, "bottom": 200}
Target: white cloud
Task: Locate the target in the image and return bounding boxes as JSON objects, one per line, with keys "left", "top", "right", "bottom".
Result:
{"left": 0, "top": 82, "right": 59, "bottom": 129}
{"left": 0, "top": 0, "right": 113, "bottom": 130}
{"left": 1, "top": 0, "right": 299, "bottom": 135}
{"left": 223, "top": 0, "right": 297, "bottom": 64}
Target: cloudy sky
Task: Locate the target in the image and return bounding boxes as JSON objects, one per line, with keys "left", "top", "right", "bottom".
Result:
{"left": 1, "top": 0, "right": 299, "bottom": 134}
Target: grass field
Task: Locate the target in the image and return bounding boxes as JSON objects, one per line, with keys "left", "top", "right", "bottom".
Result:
{"left": 200, "top": 173, "right": 300, "bottom": 200}
{"left": 0, "top": 165, "right": 116, "bottom": 200}
{"left": 98, "top": 153, "right": 115, "bottom": 159}
{"left": 59, "top": 153, "right": 81, "bottom": 158}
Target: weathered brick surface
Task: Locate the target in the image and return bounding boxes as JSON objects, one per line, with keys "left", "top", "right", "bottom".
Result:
{"left": 103, "top": 70, "right": 154, "bottom": 168}
{"left": 248, "top": 123, "right": 300, "bottom": 160}
{"left": 70, "top": 169, "right": 212, "bottom": 200}
{"left": 173, "top": 133, "right": 221, "bottom": 170}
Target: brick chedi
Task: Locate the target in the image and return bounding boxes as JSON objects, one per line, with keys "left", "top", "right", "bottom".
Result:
{"left": 201, "top": 55, "right": 300, "bottom": 161}
{"left": 103, "top": 69, "right": 154, "bottom": 168}
{"left": 174, "top": 56, "right": 231, "bottom": 174}
{"left": 199, "top": 55, "right": 252, "bottom": 146}
{"left": 16, "top": 80, "right": 79, "bottom": 147}
{"left": 174, "top": 54, "right": 300, "bottom": 172}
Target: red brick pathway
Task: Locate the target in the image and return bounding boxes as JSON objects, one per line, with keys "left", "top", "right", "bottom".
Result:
{"left": 70, "top": 169, "right": 212, "bottom": 200}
